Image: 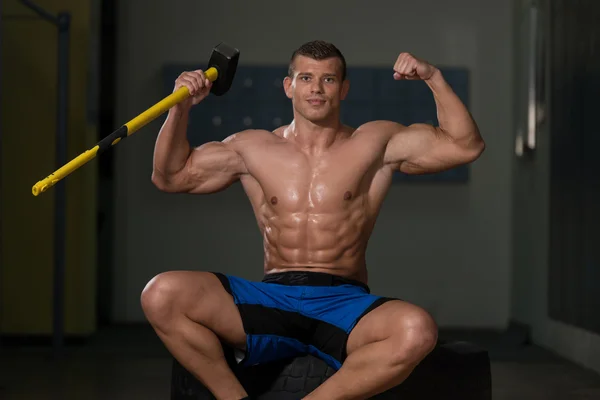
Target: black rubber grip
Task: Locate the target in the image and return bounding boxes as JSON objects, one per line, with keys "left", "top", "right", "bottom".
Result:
{"left": 97, "top": 125, "right": 128, "bottom": 155}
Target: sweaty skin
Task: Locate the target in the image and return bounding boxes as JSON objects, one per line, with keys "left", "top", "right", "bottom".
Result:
{"left": 229, "top": 125, "right": 394, "bottom": 283}
{"left": 152, "top": 54, "right": 484, "bottom": 285}
{"left": 147, "top": 50, "right": 483, "bottom": 400}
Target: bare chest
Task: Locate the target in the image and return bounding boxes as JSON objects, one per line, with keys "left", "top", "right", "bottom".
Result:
{"left": 242, "top": 140, "right": 384, "bottom": 212}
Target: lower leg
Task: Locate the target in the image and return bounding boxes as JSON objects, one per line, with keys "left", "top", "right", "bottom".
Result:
{"left": 303, "top": 337, "right": 429, "bottom": 400}
{"left": 141, "top": 272, "right": 249, "bottom": 400}
{"left": 152, "top": 315, "right": 249, "bottom": 400}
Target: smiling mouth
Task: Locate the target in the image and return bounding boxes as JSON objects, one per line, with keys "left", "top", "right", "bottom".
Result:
{"left": 307, "top": 99, "right": 326, "bottom": 105}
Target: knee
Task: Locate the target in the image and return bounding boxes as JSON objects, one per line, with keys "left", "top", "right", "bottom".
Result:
{"left": 140, "top": 271, "right": 182, "bottom": 326}
{"left": 389, "top": 308, "right": 438, "bottom": 365}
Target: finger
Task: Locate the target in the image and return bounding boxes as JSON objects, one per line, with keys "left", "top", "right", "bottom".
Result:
{"left": 177, "top": 72, "right": 198, "bottom": 91}
{"left": 174, "top": 79, "right": 188, "bottom": 94}
{"left": 394, "top": 53, "right": 414, "bottom": 78}
{"left": 185, "top": 75, "right": 201, "bottom": 94}
{"left": 181, "top": 72, "right": 201, "bottom": 95}
{"left": 407, "top": 63, "right": 422, "bottom": 80}
{"left": 399, "top": 59, "right": 409, "bottom": 75}
{"left": 400, "top": 52, "right": 411, "bottom": 66}
{"left": 180, "top": 77, "right": 199, "bottom": 95}
{"left": 394, "top": 56, "right": 401, "bottom": 73}
{"left": 407, "top": 57, "right": 419, "bottom": 76}
{"left": 188, "top": 72, "right": 204, "bottom": 93}
{"left": 174, "top": 73, "right": 188, "bottom": 91}
{"left": 194, "top": 71, "right": 208, "bottom": 90}
{"left": 199, "top": 77, "right": 211, "bottom": 91}
{"left": 394, "top": 53, "right": 405, "bottom": 72}
{"left": 194, "top": 70, "right": 207, "bottom": 88}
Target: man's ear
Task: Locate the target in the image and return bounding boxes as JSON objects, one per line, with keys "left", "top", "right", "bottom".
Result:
{"left": 340, "top": 79, "right": 350, "bottom": 100}
{"left": 283, "top": 76, "right": 293, "bottom": 99}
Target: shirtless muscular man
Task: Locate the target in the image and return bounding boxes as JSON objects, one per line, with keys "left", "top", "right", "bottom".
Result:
{"left": 142, "top": 40, "right": 485, "bottom": 400}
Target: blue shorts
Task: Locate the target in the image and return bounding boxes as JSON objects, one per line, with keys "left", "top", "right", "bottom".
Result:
{"left": 213, "top": 270, "right": 395, "bottom": 371}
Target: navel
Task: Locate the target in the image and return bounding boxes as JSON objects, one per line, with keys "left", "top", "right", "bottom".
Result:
{"left": 270, "top": 196, "right": 278, "bottom": 205}
{"left": 344, "top": 191, "right": 353, "bottom": 201}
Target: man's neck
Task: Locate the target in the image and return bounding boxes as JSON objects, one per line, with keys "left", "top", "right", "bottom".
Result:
{"left": 284, "top": 115, "right": 343, "bottom": 154}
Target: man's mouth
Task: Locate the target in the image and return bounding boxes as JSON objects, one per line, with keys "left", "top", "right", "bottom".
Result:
{"left": 307, "top": 99, "right": 326, "bottom": 105}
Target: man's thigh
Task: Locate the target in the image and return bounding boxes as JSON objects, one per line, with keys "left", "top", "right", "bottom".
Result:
{"left": 346, "top": 299, "right": 437, "bottom": 356}
{"left": 172, "top": 271, "right": 247, "bottom": 350}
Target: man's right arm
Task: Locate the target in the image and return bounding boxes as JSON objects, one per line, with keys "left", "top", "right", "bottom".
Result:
{"left": 151, "top": 69, "right": 248, "bottom": 194}
{"left": 151, "top": 107, "right": 248, "bottom": 194}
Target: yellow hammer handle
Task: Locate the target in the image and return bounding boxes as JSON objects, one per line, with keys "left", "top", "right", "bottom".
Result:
{"left": 32, "top": 67, "right": 218, "bottom": 196}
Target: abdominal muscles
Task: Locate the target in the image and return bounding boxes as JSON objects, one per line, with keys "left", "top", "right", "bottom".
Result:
{"left": 262, "top": 201, "right": 368, "bottom": 271}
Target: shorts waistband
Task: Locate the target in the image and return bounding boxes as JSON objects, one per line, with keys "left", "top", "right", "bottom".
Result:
{"left": 262, "top": 270, "right": 370, "bottom": 293}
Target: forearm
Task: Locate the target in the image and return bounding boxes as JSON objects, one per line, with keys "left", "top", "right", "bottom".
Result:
{"left": 425, "top": 69, "right": 482, "bottom": 145}
{"left": 152, "top": 104, "right": 193, "bottom": 180}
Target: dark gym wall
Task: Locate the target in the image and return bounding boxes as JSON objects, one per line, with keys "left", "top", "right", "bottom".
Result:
{"left": 111, "top": 0, "right": 514, "bottom": 328}
{"left": 547, "top": 0, "right": 600, "bottom": 336}
{"left": 510, "top": 0, "right": 550, "bottom": 339}
{"left": 96, "top": 0, "right": 117, "bottom": 327}
{"left": 511, "top": 0, "right": 600, "bottom": 375}
{"left": 0, "top": 0, "right": 97, "bottom": 336}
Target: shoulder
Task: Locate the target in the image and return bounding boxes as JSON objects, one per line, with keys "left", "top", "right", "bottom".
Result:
{"left": 223, "top": 129, "right": 275, "bottom": 142}
{"left": 356, "top": 120, "right": 407, "bottom": 135}
{"left": 351, "top": 120, "right": 409, "bottom": 143}
{"left": 222, "top": 129, "right": 279, "bottom": 148}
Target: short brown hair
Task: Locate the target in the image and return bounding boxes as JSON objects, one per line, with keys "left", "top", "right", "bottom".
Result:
{"left": 288, "top": 40, "right": 347, "bottom": 81}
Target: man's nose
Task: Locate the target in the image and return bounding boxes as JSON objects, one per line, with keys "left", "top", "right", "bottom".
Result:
{"left": 310, "top": 80, "right": 324, "bottom": 93}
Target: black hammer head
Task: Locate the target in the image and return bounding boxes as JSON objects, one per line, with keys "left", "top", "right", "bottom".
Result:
{"left": 208, "top": 42, "right": 240, "bottom": 96}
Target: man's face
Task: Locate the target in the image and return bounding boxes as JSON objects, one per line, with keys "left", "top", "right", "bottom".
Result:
{"left": 284, "top": 55, "right": 349, "bottom": 123}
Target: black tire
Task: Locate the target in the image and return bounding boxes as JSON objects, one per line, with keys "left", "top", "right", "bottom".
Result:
{"left": 170, "top": 341, "right": 492, "bottom": 400}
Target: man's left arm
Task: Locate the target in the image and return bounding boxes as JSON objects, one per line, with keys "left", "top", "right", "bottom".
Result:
{"left": 379, "top": 53, "right": 485, "bottom": 175}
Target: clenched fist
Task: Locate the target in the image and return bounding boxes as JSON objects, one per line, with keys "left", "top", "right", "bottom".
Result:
{"left": 393, "top": 53, "right": 437, "bottom": 81}
{"left": 174, "top": 70, "right": 213, "bottom": 107}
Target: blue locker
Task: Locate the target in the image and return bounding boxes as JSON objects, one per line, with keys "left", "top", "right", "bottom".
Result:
{"left": 226, "top": 66, "right": 289, "bottom": 103}
{"left": 259, "top": 104, "right": 294, "bottom": 131}
{"left": 403, "top": 104, "right": 438, "bottom": 126}
{"left": 439, "top": 67, "right": 470, "bottom": 105}
{"left": 373, "top": 68, "right": 422, "bottom": 104}
{"left": 344, "top": 68, "right": 376, "bottom": 102}
{"left": 341, "top": 103, "right": 375, "bottom": 128}
{"left": 373, "top": 104, "right": 412, "bottom": 125}
{"left": 186, "top": 101, "right": 237, "bottom": 146}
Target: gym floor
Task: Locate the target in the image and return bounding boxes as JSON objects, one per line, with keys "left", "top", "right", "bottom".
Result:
{"left": 1, "top": 325, "right": 600, "bottom": 399}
